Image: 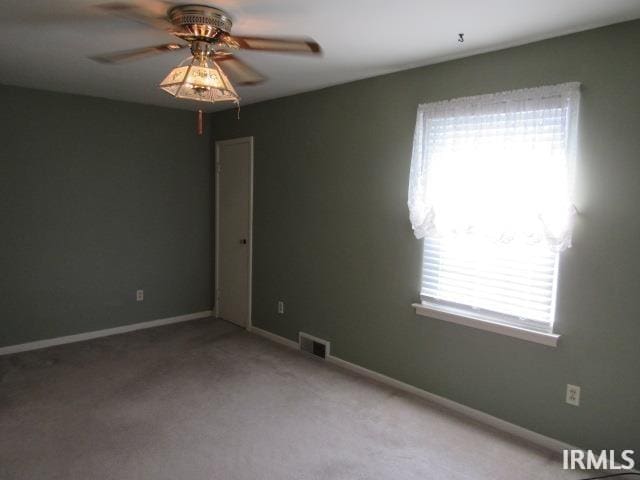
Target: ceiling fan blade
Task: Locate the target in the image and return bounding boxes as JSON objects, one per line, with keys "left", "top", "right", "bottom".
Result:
{"left": 223, "top": 35, "right": 321, "bottom": 54}
{"left": 95, "top": 1, "right": 174, "bottom": 31}
{"left": 215, "top": 54, "right": 265, "bottom": 85}
{"left": 90, "top": 43, "right": 188, "bottom": 64}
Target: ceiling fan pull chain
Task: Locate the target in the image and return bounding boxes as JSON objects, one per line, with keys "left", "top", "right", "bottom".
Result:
{"left": 196, "top": 109, "right": 204, "bottom": 136}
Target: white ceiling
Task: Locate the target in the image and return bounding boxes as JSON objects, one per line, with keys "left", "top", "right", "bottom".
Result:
{"left": 1, "top": 0, "right": 639, "bottom": 112}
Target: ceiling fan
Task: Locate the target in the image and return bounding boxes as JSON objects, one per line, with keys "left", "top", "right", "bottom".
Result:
{"left": 91, "top": 2, "right": 322, "bottom": 105}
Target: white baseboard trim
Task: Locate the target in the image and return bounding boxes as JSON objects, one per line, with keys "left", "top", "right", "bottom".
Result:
{"left": 248, "top": 324, "right": 575, "bottom": 455}
{"left": 248, "top": 325, "right": 299, "bottom": 349}
{"left": 0, "top": 310, "right": 213, "bottom": 356}
{"left": 325, "top": 355, "right": 575, "bottom": 454}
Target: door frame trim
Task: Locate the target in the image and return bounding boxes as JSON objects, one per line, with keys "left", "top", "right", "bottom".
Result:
{"left": 214, "top": 136, "right": 254, "bottom": 329}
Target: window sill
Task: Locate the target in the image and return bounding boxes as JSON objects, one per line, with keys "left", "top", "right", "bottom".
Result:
{"left": 412, "top": 303, "right": 560, "bottom": 347}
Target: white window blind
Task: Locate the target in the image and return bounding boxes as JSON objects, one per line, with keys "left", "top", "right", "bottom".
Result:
{"left": 409, "top": 83, "right": 580, "bottom": 332}
{"left": 422, "top": 237, "right": 558, "bottom": 332}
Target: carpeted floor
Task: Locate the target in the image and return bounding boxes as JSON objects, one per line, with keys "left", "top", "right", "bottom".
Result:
{"left": 0, "top": 317, "right": 584, "bottom": 480}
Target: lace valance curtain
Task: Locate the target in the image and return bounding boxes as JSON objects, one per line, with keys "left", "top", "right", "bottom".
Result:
{"left": 408, "top": 83, "right": 581, "bottom": 251}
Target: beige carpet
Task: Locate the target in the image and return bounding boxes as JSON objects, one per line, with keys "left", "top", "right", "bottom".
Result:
{"left": 0, "top": 318, "right": 585, "bottom": 480}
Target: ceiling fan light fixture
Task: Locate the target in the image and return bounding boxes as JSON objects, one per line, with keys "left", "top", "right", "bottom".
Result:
{"left": 93, "top": 5, "right": 321, "bottom": 106}
{"left": 159, "top": 53, "right": 239, "bottom": 104}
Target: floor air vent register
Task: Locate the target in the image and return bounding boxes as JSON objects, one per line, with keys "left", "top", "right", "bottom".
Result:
{"left": 298, "top": 332, "right": 330, "bottom": 359}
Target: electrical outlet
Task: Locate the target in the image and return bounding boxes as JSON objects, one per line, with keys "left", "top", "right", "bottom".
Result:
{"left": 136, "top": 289, "right": 144, "bottom": 302}
{"left": 277, "top": 300, "right": 284, "bottom": 314}
{"left": 566, "top": 384, "right": 580, "bottom": 406}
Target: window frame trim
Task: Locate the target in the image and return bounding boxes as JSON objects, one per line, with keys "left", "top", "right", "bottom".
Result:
{"left": 412, "top": 301, "right": 560, "bottom": 347}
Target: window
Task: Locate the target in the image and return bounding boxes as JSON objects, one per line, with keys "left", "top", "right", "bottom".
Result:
{"left": 408, "top": 83, "right": 580, "bottom": 338}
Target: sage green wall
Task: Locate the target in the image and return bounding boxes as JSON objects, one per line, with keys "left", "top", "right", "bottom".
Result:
{"left": 0, "top": 86, "right": 212, "bottom": 347}
{"left": 211, "top": 20, "right": 640, "bottom": 453}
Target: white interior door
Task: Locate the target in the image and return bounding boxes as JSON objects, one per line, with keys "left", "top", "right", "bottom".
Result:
{"left": 215, "top": 137, "right": 253, "bottom": 327}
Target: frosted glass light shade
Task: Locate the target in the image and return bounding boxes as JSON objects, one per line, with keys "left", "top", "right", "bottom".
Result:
{"left": 159, "top": 56, "right": 239, "bottom": 104}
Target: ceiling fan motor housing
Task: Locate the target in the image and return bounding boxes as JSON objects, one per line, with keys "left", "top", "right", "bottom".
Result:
{"left": 169, "top": 5, "right": 233, "bottom": 39}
